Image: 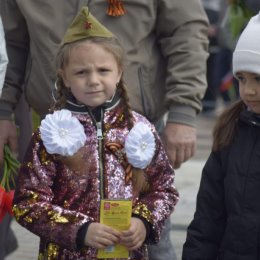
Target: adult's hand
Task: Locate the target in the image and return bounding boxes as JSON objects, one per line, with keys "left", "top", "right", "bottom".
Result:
{"left": 161, "top": 122, "right": 196, "bottom": 169}
{"left": 0, "top": 120, "right": 18, "bottom": 166}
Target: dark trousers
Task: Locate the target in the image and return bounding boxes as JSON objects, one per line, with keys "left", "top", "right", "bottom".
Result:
{"left": 203, "top": 48, "right": 238, "bottom": 112}
{"left": 0, "top": 214, "right": 18, "bottom": 260}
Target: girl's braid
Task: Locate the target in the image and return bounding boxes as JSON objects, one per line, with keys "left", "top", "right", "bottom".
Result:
{"left": 118, "top": 78, "right": 135, "bottom": 130}
{"left": 118, "top": 79, "right": 147, "bottom": 195}
{"left": 50, "top": 75, "right": 67, "bottom": 112}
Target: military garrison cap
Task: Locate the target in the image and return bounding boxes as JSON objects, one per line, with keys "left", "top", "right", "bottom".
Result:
{"left": 62, "top": 7, "right": 114, "bottom": 45}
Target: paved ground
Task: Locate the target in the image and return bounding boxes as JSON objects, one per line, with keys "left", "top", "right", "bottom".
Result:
{"left": 6, "top": 113, "right": 217, "bottom": 260}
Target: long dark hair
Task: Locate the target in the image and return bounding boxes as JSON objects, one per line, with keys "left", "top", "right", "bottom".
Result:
{"left": 212, "top": 100, "right": 244, "bottom": 152}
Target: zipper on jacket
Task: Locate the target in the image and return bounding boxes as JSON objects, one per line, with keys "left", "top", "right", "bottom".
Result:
{"left": 96, "top": 121, "right": 105, "bottom": 199}
{"left": 96, "top": 122, "right": 103, "bottom": 140}
{"left": 88, "top": 109, "right": 105, "bottom": 199}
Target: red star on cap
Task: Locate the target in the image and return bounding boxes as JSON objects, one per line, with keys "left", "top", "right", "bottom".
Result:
{"left": 84, "top": 21, "right": 92, "bottom": 29}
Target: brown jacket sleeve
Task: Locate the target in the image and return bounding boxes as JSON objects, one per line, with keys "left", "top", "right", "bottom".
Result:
{"left": 156, "top": 0, "right": 209, "bottom": 126}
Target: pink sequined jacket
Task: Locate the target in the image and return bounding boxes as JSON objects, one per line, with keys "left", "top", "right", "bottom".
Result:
{"left": 13, "top": 100, "right": 179, "bottom": 260}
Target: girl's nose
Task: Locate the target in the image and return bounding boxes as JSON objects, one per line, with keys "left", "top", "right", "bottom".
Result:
{"left": 244, "top": 83, "right": 256, "bottom": 95}
{"left": 87, "top": 72, "right": 99, "bottom": 86}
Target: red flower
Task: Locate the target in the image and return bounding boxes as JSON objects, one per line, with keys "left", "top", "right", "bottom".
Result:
{"left": 0, "top": 186, "right": 6, "bottom": 222}
{"left": 5, "top": 190, "right": 14, "bottom": 216}
{"left": 0, "top": 145, "right": 20, "bottom": 223}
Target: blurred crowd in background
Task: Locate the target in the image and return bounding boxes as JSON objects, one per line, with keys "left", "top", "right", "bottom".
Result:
{"left": 201, "top": 0, "right": 259, "bottom": 116}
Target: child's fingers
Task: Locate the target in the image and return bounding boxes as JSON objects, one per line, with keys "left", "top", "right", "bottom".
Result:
{"left": 102, "top": 225, "right": 122, "bottom": 238}
{"left": 85, "top": 223, "right": 121, "bottom": 248}
{"left": 120, "top": 235, "right": 142, "bottom": 250}
{"left": 120, "top": 229, "right": 134, "bottom": 241}
{"left": 119, "top": 218, "right": 146, "bottom": 249}
{"left": 91, "top": 235, "right": 118, "bottom": 249}
{"left": 120, "top": 229, "right": 138, "bottom": 248}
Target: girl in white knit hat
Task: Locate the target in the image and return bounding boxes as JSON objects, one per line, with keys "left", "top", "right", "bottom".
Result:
{"left": 182, "top": 12, "right": 260, "bottom": 260}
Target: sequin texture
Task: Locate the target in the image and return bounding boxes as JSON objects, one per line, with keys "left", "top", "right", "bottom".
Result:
{"left": 13, "top": 102, "right": 179, "bottom": 260}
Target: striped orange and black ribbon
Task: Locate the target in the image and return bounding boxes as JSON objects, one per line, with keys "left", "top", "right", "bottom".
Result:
{"left": 107, "top": 0, "right": 126, "bottom": 16}
{"left": 105, "top": 142, "right": 132, "bottom": 184}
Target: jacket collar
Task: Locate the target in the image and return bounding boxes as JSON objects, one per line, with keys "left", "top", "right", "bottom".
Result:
{"left": 63, "top": 89, "right": 121, "bottom": 114}
{"left": 239, "top": 109, "right": 260, "bottom": 127}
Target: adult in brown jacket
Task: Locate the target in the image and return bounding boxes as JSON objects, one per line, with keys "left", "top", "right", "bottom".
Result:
{"left": 0, "top": 1, "right": 209, "bottom": 259}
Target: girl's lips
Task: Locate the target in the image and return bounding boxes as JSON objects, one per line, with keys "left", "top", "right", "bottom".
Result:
{"left": 247, "top": 101, "right": 259, "bottom": 106}
{"left": 85, "top": 91, "right": 102, "bottom": 95}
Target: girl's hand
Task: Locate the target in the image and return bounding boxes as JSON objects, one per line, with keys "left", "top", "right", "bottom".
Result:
{"left": 84, "top": 223, "right": 121, "bottom": 249}
{"left": 120, "top": 217, "right": 146, "bottom": 250}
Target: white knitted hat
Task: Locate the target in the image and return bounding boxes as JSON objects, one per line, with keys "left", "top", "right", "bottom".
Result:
{"left": 233, "top": 12, "right": 260, "bottom": 76}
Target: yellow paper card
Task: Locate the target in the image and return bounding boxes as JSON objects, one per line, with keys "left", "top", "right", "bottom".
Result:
{"left": 97, "top": 199, "right": 132, "bottom": 259}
